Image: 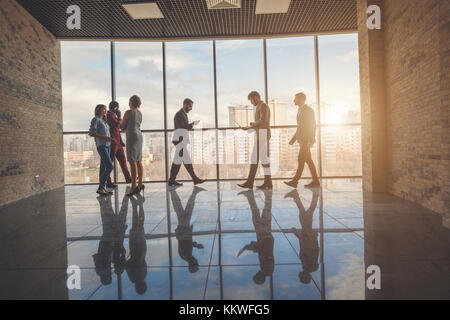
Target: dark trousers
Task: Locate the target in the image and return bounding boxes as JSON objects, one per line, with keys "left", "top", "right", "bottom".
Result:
{"left": 107, "top": 143, "right": 131, "bottom": 184}
{"left": 293, "top": 144, "right": 319, "bottom": 182}
{"left": 97, "top": 145, "right": 114, "bottom": 190}
{"left": 168, "top": 148, "right": 199, "bottom": 183}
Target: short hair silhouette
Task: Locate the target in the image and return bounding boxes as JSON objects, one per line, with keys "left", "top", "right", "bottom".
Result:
{"left": 183, "top": 98, "right": 194, "bottom": 106}
{"left": 295, "top": 92, "right": 307, "bottom": 101}
{"left": 129, "top": 95, "right": 142, "bottom": 108}
{"left": 109, "top": 100, "right": 119, "bottom": 111}
{"left": 248, "top": 91, "right": 261, "bottom": 100}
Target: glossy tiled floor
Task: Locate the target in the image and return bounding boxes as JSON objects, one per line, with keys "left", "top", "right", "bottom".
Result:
{"left": 0, "top": 179, "right": 449, "bottom": 300}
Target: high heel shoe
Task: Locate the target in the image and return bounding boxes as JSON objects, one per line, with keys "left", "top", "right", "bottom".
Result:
{"left": 126, "top": 187, "right": 140, "bottom": 197}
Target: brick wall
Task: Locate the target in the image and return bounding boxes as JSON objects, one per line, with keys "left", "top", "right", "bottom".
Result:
{"left": 0, "top": 0, "right": 63, "bottom": 207}
{"left": 358, "top": 0, "right": 449, "bottom": 216}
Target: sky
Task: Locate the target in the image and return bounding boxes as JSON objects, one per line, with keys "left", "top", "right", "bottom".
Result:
{"left": 61, "top": 33, "right": 360, "bottom": 132}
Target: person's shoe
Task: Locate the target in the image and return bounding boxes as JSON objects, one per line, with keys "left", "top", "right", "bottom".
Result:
{"left": 106, "top": 183, "right": 118, "bottom": 188}
{"left": 305, "top": 180, "right": 320, "bottom": 188}
{"left": 193, "top": 179, "right": 206, "bottom": 185}
{"left": 96, "top": 189, "right": 111, "bottom": 196}
{"left": 168, "top": 181, "right": 182, "bottom": 188}
{"left": 138, "top": 184, "right": 145, "bottom": 192}
{"left": 126, "top": 187, "right": 140, "bottom": 197}
{"left": 125, "top": 178, "right": 132, "bottom": 183}
{"left": 257, "top": 176, "right": 273, "bottom": 190}
{"left": 256, "top": 181, "right": 273, "bottom": 190}
{"left": 237, "top": 182, "right": 253, "bottom": 189}
{"left": 284, "top": 180, "right": 298, "bottom": 188}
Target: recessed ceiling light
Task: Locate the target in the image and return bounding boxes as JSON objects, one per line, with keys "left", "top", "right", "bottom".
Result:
{"left": 255, "top": 0, "right": 291, "bottom": 14}
{"left": 206, "top": 0, "right": 241, "bottom": 10}
{"left": 122, "top": 2, "right": 164, "bottom": 20}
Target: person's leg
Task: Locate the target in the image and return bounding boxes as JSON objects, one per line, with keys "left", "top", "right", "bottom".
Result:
{"left": 239, "top": 136, "right": 258, "bottom": 188}
{"left": 106, "top": 143, "right": 117, "bottom": 186}
{"left": 129, "top": 161, "right": 137, "bottom": 192}
{"left": 305, "top": 147, "right": 319, "bottom": 182}
{"left": 183, "top": 149, "right": 204, "bottom": 184}
{"left": 168, "top": 163, "right": 181, "bottom": 185}
{"left": 97, "top": 146, "right": 106, "bottom": 190}
{"left": 116, "top": 146, "right": 132, "bottom": 182}
{"left": 293, "top": 145, "right": 308, "bottom": 182}
{"left": 257, "top": 131, "right": 272, "bottom": 189}
{"left": 98, "top": 146, "right": 114, "bottom": 190}
{"left": 136, "top": 161, "right": 143, "bottom": 188}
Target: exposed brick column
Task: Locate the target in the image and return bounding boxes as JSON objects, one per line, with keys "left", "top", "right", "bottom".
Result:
{"left": 439, "top": 0, "right": 450, "bottom": 226}
{"left": 0, "top": 0, "right": 63, "bottom": 206}
{"left": 357, "top": 0, "right": 388, "bottom": 193}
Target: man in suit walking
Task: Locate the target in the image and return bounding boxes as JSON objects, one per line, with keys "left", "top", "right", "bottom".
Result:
{"left": 284, "top": 92, "right": 320, "bottom": 188}
{"left": 168, "top": 98, "right": 205, "bottom": 187}
{"left": 238, "top": 91, "right": 273, "bottom": 190}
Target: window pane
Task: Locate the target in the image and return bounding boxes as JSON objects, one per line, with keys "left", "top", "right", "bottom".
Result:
{"left": 166, "top": 41, "right": 215, "bottom": 129}
{"left": 64, "top": 134, "right": 101, "bottom": 184}
{"left": 117, "top": 132, "right": 166, "bottom": 182}
{"left": 167, "top": 130, "right": 217, "bottom": 180}
{"left": 115, "top": 42, "right": 164, "bottom": 130}
{"left": 266, "top": 37, "right": 316, "bottom": 126}
{"left": 61, "top": 41, "right": 111, "bottom": 132}
{"left": 216, "top": 40, "right": 265, "bottom": 128}
{"left": 321, "top": 126, "right": 362, "bottom": 176}
{"left": 318, "top": 34, "right": 361, "bottom": 124}
{"left": 218, "top": 128, "right": 317, "bottom": 179}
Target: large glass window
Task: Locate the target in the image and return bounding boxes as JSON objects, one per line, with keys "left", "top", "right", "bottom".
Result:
{"left": 61, "top": 34, "right": 362, "bottom": 184}
{"left": 318, "top": 34, "right": 361, "bottom": 124}
{"left": 61, "top": 42, "right": 111, "bottom": 132}
{"left": 216, "top": 40, "right": 265, "bottom": 128}
{"left": 115, "top": 42, "right": 164, "bottom": 130}
{"left": 166, "top": 41, "right": 215, "bottom": 129}
{"left": 63, "top": 134, "right": 100, "bottom": 184}
{"left": 266, "top": 37, "right": 317, "bottom": 126}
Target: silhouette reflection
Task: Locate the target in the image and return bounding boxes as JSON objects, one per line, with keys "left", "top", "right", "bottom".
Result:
{"left": 284, "top": 188, "right": 320, "bottom": 284}
{"left": 237, "top": 189, "right": 274, "bottom": 285}
{"left": 126, "top": 193, "right": 148, "bottom": 295}
{"left": 93, "top": 188, "right": 129, "bottom": 285}
{"left": 170, "top": 186, "right": 206, "bottom": 273}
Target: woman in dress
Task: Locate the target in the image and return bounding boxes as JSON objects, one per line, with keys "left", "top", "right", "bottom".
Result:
{"left": 120, "top": 95, "right": 144, "bottom": 196}
{"left": 89, "top": 104, "right": 114, "bottom": 196}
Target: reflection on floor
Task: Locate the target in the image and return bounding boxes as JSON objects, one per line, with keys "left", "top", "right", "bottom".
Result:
{"left": 0, "top": 179, "right": 449, "bottom": 300}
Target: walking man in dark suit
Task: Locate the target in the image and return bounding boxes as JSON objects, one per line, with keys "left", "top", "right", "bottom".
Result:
{"left": 168, "top": 98, "right": 205, "bottom": 187}
{"left": 285, "top": 92, "right": 320, "bottom": 188}
{"left": 238, "top": 91, "right": 273, "bottom": 190}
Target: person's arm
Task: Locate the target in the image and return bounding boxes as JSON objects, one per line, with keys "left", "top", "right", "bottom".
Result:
{"left": 250, "top": 104, "right": 269, "bottom": 129}
{"left": 107, "top": 111, "right": 121, "bottom": 128}
{"left": 89, "top": 118, "right": 112, "bottom": 141}
{"left": 120, "top": 110, "right": 130, "bottom": 131}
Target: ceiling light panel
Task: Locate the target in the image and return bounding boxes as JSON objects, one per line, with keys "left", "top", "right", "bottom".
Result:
{"left": 255, "top": 0, "right": 291, "bottom": 14}
{"left": 122, "top": 2, "right": 164, "bottom": 19}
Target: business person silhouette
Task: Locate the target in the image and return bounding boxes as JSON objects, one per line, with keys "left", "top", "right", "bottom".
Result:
{"left": 284, "top": 92, "right": 320, "bottom": 189}
{"left": 168, "top": 98, "right": 205, "bottom": 187}
{"left": 237, "top": 189, "right": 274, "bottom": 284}
{"left": 126, "top": 193, "right": 148, "bottom": 295}
{"left": 93, "top": 188, "right": 130, "bottom": 285}
{"left": 170, "top": 186, "right": 206, "bottom": 273}
{"left": 284, "top": 188, "right": 320, "bottom": 284}
{"left": 238, "top": 91, "right": 272, "bottom": 190}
